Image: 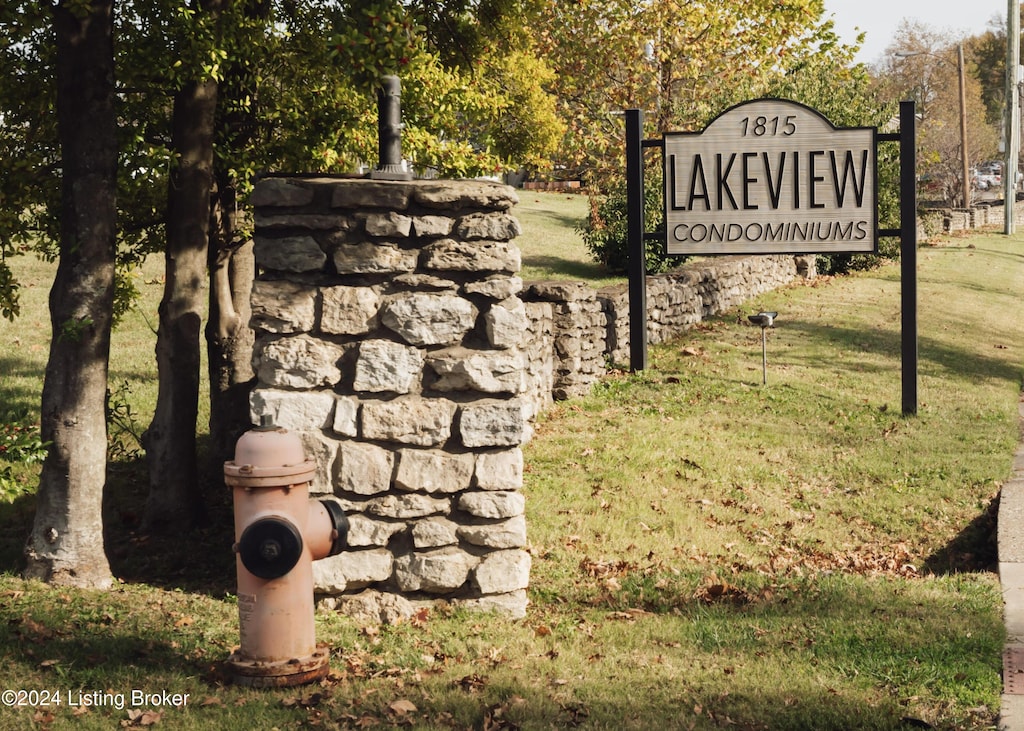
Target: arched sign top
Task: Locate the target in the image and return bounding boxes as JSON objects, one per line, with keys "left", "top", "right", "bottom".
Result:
{"left": 697, "top": 97, "right": 869, "bottom": 135}
{"left": 663, "top": 97, "right": 878, "bottom": 256}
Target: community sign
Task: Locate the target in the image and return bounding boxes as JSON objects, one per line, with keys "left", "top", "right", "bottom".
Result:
{"left": 663, "top": 99, "right": 877, "bottom": 256}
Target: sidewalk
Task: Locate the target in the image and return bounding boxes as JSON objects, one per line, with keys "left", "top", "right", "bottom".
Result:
{"left": 997, "top": 399, "right": 1024, "bottom": 730}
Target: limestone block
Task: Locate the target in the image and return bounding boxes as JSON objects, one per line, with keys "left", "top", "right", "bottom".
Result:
{"left": 473, "top": 550, "right": 531, "bottom": 594}
{"left": 412, "top": 180, "right": 518, "bottom": 210}
{"left": 254, "top": 212, "right": 354, "bottom": 231}
{"left": 427, "top": 347, "right": 525, "bottom": 395}
{"left": 331, "top": 180, "right": 411, "bottom": 210}
{"left": 354, "top": 340, "right": 424, "bottom": 394}
{"left": 249, "top": 388, "right": 336, "bottom": 431}
{"left": 332, "top": 395, "right": 359, "bottom": 437}
{"left": 474, "top": 449, "right": 524, "bottom": 491}
{"left": 458, "top": 515, "right": 527, "bottom": 549}
{"left": 365, "top": 493, "right": 451, "bottom": 519}
{"left": 255, "top": 335, "right": 345, "bottom": 389}
{"left": 320, "top": 286, "right": 380, "bottom": 335}
{"left": 361, "top": 397, "right": 456, "bottom": 447}
{"left": 365, "top": 211, "right": 413, "bottom": 237}
{"left": 380, "top": 293, "right": 477, "bottom": 347}
{"left": 526, "top": 280, "right": 595, "bottom": 303}
{"left": 255, "top": 235, "right": 327, "bottom": 272}
{"left": 411, "top": 516, "right": 460, "bottom": 548}
{"left": 421, "top": 239, "right": 521, "bottom": 274}
{"left": 454, "top": 590, "right": 528, "bottom": 619}
{"left": 332, "top": 241, "right": 418, "bottom": 274}
{"left": 484, "top": 298, "right": 529, "bottom": 349}
{"left": 313, "top": 548, "right": 393, "bottom": 592}
{"left": 346, "top": 514, "right": 406, "bottom": 547}
{"left": 412, "top": 215, "right": 454, "bottom": 237}
{"left": 250, "top": 280, "right": 316, "bottom": 333}
{"left": 394, "top": 449, "right": 474, "bottom": 494}
{"left": 337, "top": 441, "right": 395, "bottom": 496}
{"left": 251, "top": 177, "right": 315, "bottom": 207}
{"left": 392, "top": 273, "right": 458, "bottom": 292}
{"left": 393, "top": 547, "right": 478, "bottom": 593}
{"left": 458, "top": 399, "right": 531, "bottom": 447}
{"left": 457, "top": 490, "right": 525, "bottom": 519}
{"left": 456, "top": 212, "right": 522, "bottom": 241}
{"left": 463, "top": 276, "right": 523, "bottom": 301}
{"left": 326, "top": 589, "right": 415, "bottom": 625}
{"left": 298, "top": 430, "right": 340, "bottom": 495}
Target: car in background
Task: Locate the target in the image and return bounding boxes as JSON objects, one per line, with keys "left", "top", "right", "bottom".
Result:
{"left": 973, "top": 162, "right": 1002, "bottom": 191}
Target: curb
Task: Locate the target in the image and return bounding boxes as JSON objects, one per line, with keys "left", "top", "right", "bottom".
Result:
{"left": 998, "top": 400, "right": 1024, "bottom": 730}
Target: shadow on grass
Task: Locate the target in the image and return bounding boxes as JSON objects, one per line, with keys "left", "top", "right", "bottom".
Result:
{"left": 923, "top": 492, "right": 1000, "bottom": 575}
{"left": 521, "top": 253, "right": 615, "bottom": 283}
{"left": 0, "top": 355, "right": 46, "bottom": 420}
{"left": 779, "top": 318, "right": 1021, "bottom": 385}
{"left": 519, "top": 201, "right": 585, "bottom": 228}
{"left": 0, "top": 454, "right": 236, "bottom": 597}
{"left": 102, "top": 453, "right": 236, "bottom": 597}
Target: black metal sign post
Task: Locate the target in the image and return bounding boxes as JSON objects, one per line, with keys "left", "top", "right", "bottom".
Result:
{"left": 625, "top": 108, "right": 649, "bottom": 372}
{"left": 878, "top": 100, "right": 918, "bottom": 416}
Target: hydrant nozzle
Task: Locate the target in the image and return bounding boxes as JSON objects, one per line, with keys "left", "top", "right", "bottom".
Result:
{"left": 223, "top": 420, "right": 347, "bottom": 687}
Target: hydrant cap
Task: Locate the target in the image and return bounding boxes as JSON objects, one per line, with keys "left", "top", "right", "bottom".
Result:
{"left": 232, "top": 425, "right": 306, "bottom": 469}
{"left": 224, "top": 418, "right": 316, "bottom": 485}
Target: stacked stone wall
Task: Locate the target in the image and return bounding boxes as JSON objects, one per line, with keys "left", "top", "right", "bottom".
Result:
{"left": 249, "top": 176, "right": 535, "bottom": 620}
{"left": 247, "top": 176, "right": 844, "bottom": 620}
{"left": 532, "top": 255, "right": 810, "bottom": 370}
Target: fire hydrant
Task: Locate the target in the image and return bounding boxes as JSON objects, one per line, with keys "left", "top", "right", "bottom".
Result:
{"left": 223, "top": 417, "right": 348, "bottom": 687}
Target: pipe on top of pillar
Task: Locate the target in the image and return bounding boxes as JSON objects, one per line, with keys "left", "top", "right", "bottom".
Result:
{"left": 370, "top": 75, "right": 413, "bottom": 181}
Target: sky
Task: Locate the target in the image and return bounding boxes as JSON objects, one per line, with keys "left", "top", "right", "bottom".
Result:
{"left": 822, "top": 0, "right": 1009, "bottom": 64}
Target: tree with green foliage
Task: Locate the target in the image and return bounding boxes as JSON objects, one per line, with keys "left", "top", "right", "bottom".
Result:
{"left": 559, "top": 0, "right": 870, "bottom": 273}
{"left": 0, "top": 4, "right": 59, "bottom": 321}
{"left": 326, "top": 0, "right": 562, "bottom": 176}
{"left": 23, "top": 0, "right": 118, "bottom": 588}
{"left": 139, "top": 0, "right": 226, "bottom": 532}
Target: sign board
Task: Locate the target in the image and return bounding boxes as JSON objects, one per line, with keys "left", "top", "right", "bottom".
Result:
{"left": 663, "top": 99, "right": 877, "bottom": 256}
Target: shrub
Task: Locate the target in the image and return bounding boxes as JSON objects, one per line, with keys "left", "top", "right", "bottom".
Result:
{"left": 580, "top": 170, "right": 683, "bottom": 275}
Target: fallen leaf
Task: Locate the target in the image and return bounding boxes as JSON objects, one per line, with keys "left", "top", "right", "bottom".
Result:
{"left": 33, "top": 711, "right": 55, "bottom": 724}
{"left": 389, "top": 699, "right": 417, "bottom": 715}
{"left": 455, "top": 674, "right": 488, "bottom": 692}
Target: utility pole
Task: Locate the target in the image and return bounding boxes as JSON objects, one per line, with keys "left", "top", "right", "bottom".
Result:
{"left": 958, "top": 44, "right": 971, "bottom": 209}
{"left": 1005, "top": 0, "right": 1020, "bottom": 234}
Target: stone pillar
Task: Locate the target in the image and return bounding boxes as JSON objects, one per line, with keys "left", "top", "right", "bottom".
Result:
{"left": 248, "top": 176, "right": 533, "bottom": 620}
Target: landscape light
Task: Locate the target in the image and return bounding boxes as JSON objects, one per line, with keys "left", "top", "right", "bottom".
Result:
{"left": 747, "top": 311, "right": 778, "bottom": 385}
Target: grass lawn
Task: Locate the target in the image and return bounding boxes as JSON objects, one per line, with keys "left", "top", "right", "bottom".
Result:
{"left": 513, "top": 191, "right": 625, "bottom": 287}
{"left": 0, "top": 206, "right": 1020, "bottom": 729}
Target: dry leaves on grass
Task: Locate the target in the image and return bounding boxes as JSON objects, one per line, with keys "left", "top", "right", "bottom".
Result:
{"left": 121, "top": 709, "right": 161, "bottom": 727}
{"left": 759, "top": 541, "right": 919, "bottom": 579}
{"left": 693, "top": 574, "right": 753, "bottom": 605}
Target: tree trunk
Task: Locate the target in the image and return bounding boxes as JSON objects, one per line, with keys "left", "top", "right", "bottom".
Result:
{"left": 207, "top": 173, "right": 255, "bottom": 465}
{"left": 141, "top": 76, "right": 218, "bottom": 533}
{"left": 206, "top": 0, "right": 266, "bottom": 464}
{"left": 24, "top": 0, "right": 117, "bottom": 588}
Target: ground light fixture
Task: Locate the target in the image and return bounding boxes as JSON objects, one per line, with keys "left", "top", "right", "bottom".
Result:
{"left": 747, "top": 311, "right": 778, "bottom": 385}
